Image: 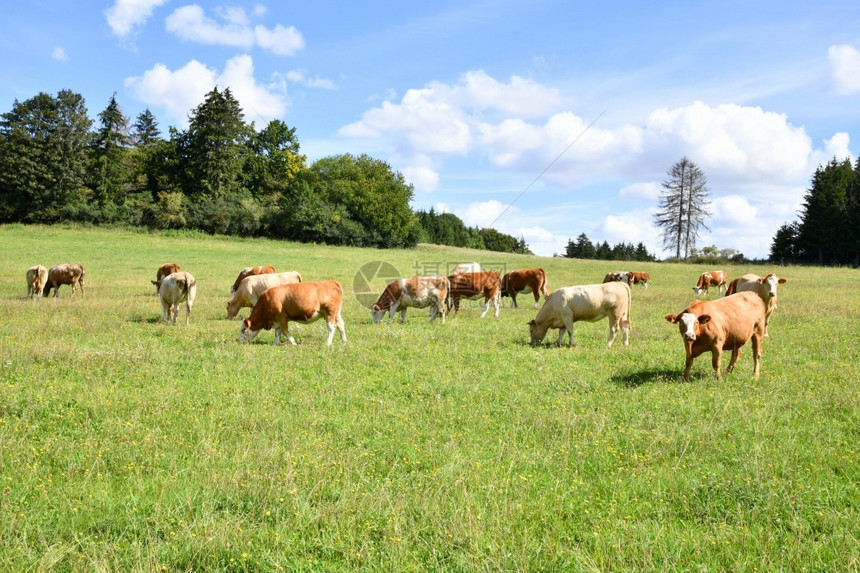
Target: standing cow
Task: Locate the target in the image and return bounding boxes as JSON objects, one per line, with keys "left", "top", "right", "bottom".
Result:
{"left": 629, "top": 271, "right": 650, "bottom": 290}
{"left": 152, "top": 263, "right": 181, "bottom": 294}
{"left": 692, "top": 270, "right": 728, "bottom": 296}
{"left": 447, "top": 271, "right": 502, "bottom": 319}
{"left": 501, "top": 268, "right": 549, "bottom": 308}
{"left": 159, "top": 271, "right": 197, "bottom": 325}
{"left": 239, "top": 281, "right": 346, "bottom": 346}
{"left": 665, "top": 291, "right": 767, "bottom": 380}
{"left": 528, "top": 281, "right": 632, "bottom": 348}
{"left": 230, "top": 266, "right": 276, "bottom": 295}
{"left": 226, "top": 271, "right": 303, "bottom": 319}
{"left": 602, "top": 271, "right": 631, "bottom": 285}
{"left": 26, "top": 265, "right": 48, "bottom": 299}
{"left": 371, "top": 275, "right": 449, "bottom": 324}
{"left": 725, "top": 273, "right": 787, "bottom": 336}
{"left": 44, "top": 263, "right": 86, "bottom": 298}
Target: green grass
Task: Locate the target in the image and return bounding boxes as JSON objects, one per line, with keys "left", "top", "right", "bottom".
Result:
{"left": 0, "top": 224, "right": 858, "bottom": 571}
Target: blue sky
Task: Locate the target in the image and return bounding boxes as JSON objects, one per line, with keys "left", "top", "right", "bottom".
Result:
{"left": 3, "top": 1, "right": 859, "bottom": 258}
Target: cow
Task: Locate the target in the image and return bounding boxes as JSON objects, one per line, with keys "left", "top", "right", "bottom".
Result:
{"left": 230, "top": 265, "right": 277, "bottom": 295}
{"left": 159, "top": 271, "right": 197, "bottom": 325}
{"left": 725, "top": 273, "right": 787, "bottom": 336}
{"left": 629, "top": 271, "right": 650, "bottom": 290}
{"left": 692, "top": 270, "right": 728, "bottom": 296}
{"left": 447, "top": 271, "right": 502, "bottom": 319}
{"left": 151, "top": 263, "right": 181, "bottom": 294}
{"left": 226, "top": 271, "right": 303, "bottom": 319}
{"left": 371, "top": 275, "right": 449, "bottom": 324}
{"left": 528, "top": 281, "right": 632, "bottom": 348}
{"left": 602, "top": 271, "right": 632, "bottom": 285}
{"left": 450, "top": 262, "right": 481, "bottom": 275}
{"left": 26, "top": 265, "right": 48, "bottom": 299}
{"left": 43, "top": 263, "right": 86, "bottom": 298}
{"left": 239, "top": 281, "right": 346, "bottom": 346}
{"left": 501, "top": 268, "right": 549, "bottom": 309}
{"left": 664, "top": 291, "right": 767, "bottom": 380}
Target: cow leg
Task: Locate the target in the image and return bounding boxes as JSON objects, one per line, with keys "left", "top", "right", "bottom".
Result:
{"left": 325, "top": 320, "right": 336, "bottom": 346}
{"left": 185, "top": 300, "right": 192, "bottom": 325}
{"left": 161, "top": 300, "right": 170, "bottom": 323}
{"left": 493, "top": 294, "right": 500, "bottom": 319}
{"left": 683, "top": 353, "right": 694, "bottom": 380}
{"left": 606, "top": 314, "right": 620, "bottom": 348}
{"left": 336, "top": 310, "right": 347, "bottom": 342}
{"left": 561, "top": 314, "right": 575, "bottom": 347}
{"left": 399, "top": 309, "right": 407, "bottom": 323}
{"left": 511, "top": 293, "right": 518, "bottom": 309}
{"left": 479, "top": 298, "right": 490, "bottom": 319}
{"left": 555, "top": 327, "right": 567, "bottom": 347}
{"left": 711, "top": 346, "right": 723, "bottom": 379}
{"left": 726, "top": 346, "right": 742, "bottom": 373}
{"left": 533, "top": 290, "right": 540, "bottom": 308}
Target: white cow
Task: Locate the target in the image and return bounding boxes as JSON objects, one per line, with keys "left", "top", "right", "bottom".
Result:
{"left": 26, "top": 265, "right": 48, "bottom": 299}
{"left": 226, "top": 271, "right": 303, "bottom": 319}
{"left": 725, "top": 273, "right": 787, "bottom": 336}
{"left": 528, "top": 281, "right": 632, "bottom": 348}
{"left": 159, "top": 271, "right": 197, "bottom": 325}
{"left": 371, "top": 275, "right": 450, "bottom": 324}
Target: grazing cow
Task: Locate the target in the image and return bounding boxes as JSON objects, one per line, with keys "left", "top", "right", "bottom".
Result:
{"left": 151, "top": 263, "right": 181, "bottom": 294}
{"left": 447, "top": 271, "right": 502, "bottom": 319}
{"left": 629, "top": 271, "right": 650, "bottom": 290}
{"left": 371, "top": 275, "right": 449, "bottom": 324}
{"left": 44, "top": 263, "right": 86, "bottom": 298}
{"left": 528, "top": 281, "right": 632, "bottom": 348}
{"left": 239, "top": 281, "right": 346, "bottom": 346}
{"left": 602, "top": 271, "right": 632, "bottom": 285}
{"left": 159, "top": 271, "right": 197, "bottom": 325}
{"left": 725, "top": 273, "right": 787, "bottom": 336}
{"left": 692, "top": 270, "right": 728, "bottom": 296}
{"left": 450, "top": 262, "right": 481, "bottom": 275}
{"left": 664, "top": 291, "right": 767, "bottom": 380}
{"left": 26, "top": 265, "right": 48, "bottom": 299}
{"left": 226, "top": 271, "right": 303, "bottom": 319}
{"left": 230, "top": 265, "right": 277, "bottom": 295}
{"left": 501, "top": 268, "right": 549, "bottom": 308}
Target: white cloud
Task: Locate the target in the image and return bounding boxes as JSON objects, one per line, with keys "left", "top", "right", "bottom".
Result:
{"left": 595, "top": 212, "right": 660, "bottom": 248}
{"left": 458, "top": 200, "right": 516, "bottom": 228}
{"left": 51, "top": 47, "right": 67, "bottom": 61}
{"left": 829, "top": 44, "right": 860, "bottom": 94}
{"left": 285, "top": 70, "right": 337, "bottom": 90}
{"left": 402, "top": 165, "right": 439, "bottom": 192}
{"left": 619, "top": 181, "right": 661, "bottom": 200}
{"left": 125, "top": 55, "right": 287, "bottom": 127}
{"left": 105, "top": 0, "right": 167, "bottom": 38}
{"left": 712, "top": 195, "right": 757, "bottom": 224}
{"left": 165, "top": 5, "right": 305, "bottom": 56}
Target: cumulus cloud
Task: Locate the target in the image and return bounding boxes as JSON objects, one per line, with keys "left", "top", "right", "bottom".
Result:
{"left": 458, "top": 200, "right": 516, "bottom": 228}
{"left": 105, "top": 0, "right": 167, "bottom": 38}
{"left": 829, "top": 44, "right": 860, "bottom": 94}
{"left": 712, "top": 196, "right": 757, "bottom": 224}
{"left": 165, "top": 5, "right": 305, "bottom": 56}
{"left": 125, "top": 55, "right": 287, "bottom": 127}
{"left": 402, "top": 165, "right": 439, "bottom": 192}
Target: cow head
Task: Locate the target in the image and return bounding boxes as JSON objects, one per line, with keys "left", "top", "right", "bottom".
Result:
{"left": 527, "top": 319, "right": 548, "bottom": 346}
{"left": 370, "top": 304, "right": 386, "bottom": 324}
{"left": 665, "top": 312, "right": 711, "bottom": 342}
{"left": 238, "top": 319, "right": 260, "bottom": 343}
{"left": 759, "top": 274, "right": 786, "bottom": 299}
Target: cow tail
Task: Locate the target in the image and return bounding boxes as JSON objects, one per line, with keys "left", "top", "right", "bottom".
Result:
{"left": 540, "top": 268, "right": 548, "bottom": 297}
{"left": 726, "top": 278, "right": 738, "bottom": 296}
{"left": 444, "top": 276, "right": 453, "bottom": 311}
{"left": 625, "top": 282, "right": 633, "bottom": 332}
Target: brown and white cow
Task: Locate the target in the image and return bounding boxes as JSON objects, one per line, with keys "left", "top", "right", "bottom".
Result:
{"left": 692, "top": 270, "right": 728, "bottom": 296}
{"left": 26, "top": 265, "right": 48, "bottom": 299}
{"left": 230, "top": 265, "right": 277, "bottom": 295}
{"left": 44, "top": 263, "right": 86, "bottom": 298}
{"left": 602, "top": 271, "right": 631, "bottom": 285}
{"left": 371, "top": 275, "right": 449, "bottom": 324}
{"left": 665, "top": 291, "right": 767, "bottom": 380}
{"left": 152, "top": 263, "right": 181, "bottom": 294}
{"left": 501, "top": 268, "right": 549, "bottom": 308}
{"left": 226, "top": 271, "right": 303, "bottom": 319}
{"left": 725, "top": 273, "right": 787, "bottom": 336}
{"left": 447, "top": 271, "right": 501, "bottom": 319}
{"left": 239, "top": 281, "right": 346, "bottom": 346}
{"left": 528, "top": 281, "right": 632, "bottom": 348}
{"left": 159, "top": 271, "right": 197, "bottom": 325}
{"left": 629, "top": 271, "right": 650, "bottom": 290}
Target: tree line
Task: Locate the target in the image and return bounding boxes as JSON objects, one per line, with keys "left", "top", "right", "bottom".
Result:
{"left": 0, "top": 88, "right": 529, "bottom": 253}
{"left": 564, "top": 233, "right": 657, "bottom": 262}
{"left": 770, "top": 157, "right": 860, "bottom": 267}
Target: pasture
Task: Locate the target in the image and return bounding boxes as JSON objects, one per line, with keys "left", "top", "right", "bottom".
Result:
{"left": 0, "top": 224, "right": 857, "bottom": 571}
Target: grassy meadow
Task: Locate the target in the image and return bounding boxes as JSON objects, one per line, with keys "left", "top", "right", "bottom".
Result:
{"left": 0, "top": 224, "right": 858, "bottom": 571}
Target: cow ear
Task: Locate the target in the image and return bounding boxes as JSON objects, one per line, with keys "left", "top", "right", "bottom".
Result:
{"left": 527, "top": 319, "right": 536, "bottom": 326}
{"left": 778, "top": 278, "right": 787, "bottom": 284}
{"left": 698, "top": 315, "right": 711, "bottom": 325}
{"left": 372, "top": 304, "right": 380, "bottom": 311}
{"left": 664, "top": 313, "right": 677, "bottom": 323}
{"left": 242, "top": 319, "right": 251, "bottom": 330}
{"left": 151, "top": 280, "right": 157, "bottom": 285}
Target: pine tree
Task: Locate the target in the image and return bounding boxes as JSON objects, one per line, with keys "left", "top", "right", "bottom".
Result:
{"left": 653, "top": 157, "right": 711, "bottom": 258}
{"left": 91, "top": 93, "right": 131, "bottom": 205}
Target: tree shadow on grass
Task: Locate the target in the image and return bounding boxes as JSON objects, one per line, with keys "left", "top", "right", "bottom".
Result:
{"left": 610, "top": 368, "right": 690, "bottom": 388}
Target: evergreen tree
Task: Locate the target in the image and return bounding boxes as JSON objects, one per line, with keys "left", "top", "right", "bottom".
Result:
{"left": 131, "top": 108, "right": 161, "bottom": 147}
{"left": 769, "top": 222, "right": 799, "bottom": 263}
{"left": 90, "top": 93, "right": 131, "bottom": 206}
{"left": 653, "top": 157, "right": 711, "bottom": 258}
{"left": 797, "top": 158, "right": 853, "bottom": 265}
{"left": 0, "top": 90, "right": 92, "bottom": 222}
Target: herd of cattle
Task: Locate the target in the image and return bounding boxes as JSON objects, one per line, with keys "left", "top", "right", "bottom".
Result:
{"left": 23, "top": 261, "right": 788, "bottom": 380}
